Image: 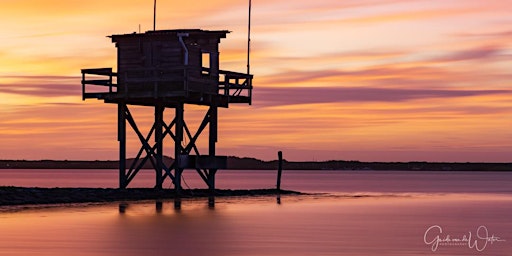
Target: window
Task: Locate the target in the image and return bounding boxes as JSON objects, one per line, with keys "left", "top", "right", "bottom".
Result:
{"left": 202, "top": 52, "right": 210, "bottom": 75}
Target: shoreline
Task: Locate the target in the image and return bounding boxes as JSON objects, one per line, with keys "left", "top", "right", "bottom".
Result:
{"left": 0, "top": 187, "right": 300, "bottom": 207}
{"left": 1, "top": 158, "right": 511, "bottom": 171}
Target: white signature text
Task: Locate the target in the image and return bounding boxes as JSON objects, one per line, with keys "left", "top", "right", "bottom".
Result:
{"left": 424, "top": 225, "right": 505, "bottom": 252}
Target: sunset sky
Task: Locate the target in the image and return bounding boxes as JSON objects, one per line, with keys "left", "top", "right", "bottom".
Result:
{"left": 1, "top": 0, "right": 511, "bottom": 162}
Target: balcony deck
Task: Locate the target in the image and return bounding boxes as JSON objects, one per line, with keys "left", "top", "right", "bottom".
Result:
{"left": 81, "top": 67, "right": 252, "bottom": 107}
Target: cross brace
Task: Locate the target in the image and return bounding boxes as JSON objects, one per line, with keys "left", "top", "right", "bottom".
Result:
{"left": 117, "top": 103, "right": 224, "bottom": 193}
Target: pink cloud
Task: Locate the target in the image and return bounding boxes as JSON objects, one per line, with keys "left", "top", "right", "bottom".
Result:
{"left": 0, "top": 75, "right": 79, "bottom": 97}
{"left": 254, "top": 87, "right": 512, "bottom": 106}
{"left": 429, "top": 45, "right": 502, "bottom": 62}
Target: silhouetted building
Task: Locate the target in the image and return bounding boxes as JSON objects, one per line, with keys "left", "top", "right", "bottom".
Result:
{"left": 81, "top": 29, "right": 253, "bottom": 192}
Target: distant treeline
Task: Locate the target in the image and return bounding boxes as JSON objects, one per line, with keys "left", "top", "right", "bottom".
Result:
{"left": 0, "top": 157, "right": 511, "bottom": 171}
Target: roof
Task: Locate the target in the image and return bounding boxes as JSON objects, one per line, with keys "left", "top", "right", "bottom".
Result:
{"left": 109, "top": 29, "right": 230, "bottom": 41}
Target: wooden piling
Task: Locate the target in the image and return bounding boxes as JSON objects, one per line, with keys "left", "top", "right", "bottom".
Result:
{"left": 277, "top": 151, "right": 283, "bottom": 191}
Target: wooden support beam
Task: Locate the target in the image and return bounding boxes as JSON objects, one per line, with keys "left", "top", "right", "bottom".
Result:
{"left": 174, "top": 104, "right": 184, "bottom": 195}
{"left": 208, "top": 106, "right": 218, "bottom": 193}
{"left": 277, "top": 151, "right": 283, "bottom": 191}
{"left": 124, "top": 107, "right": 158, "bottom": 169}
{"left": 118, "top": 103, "right": 127, "bottom": 189}
{"left": 155, "top": 104, "right": 164, "bottom": 189}
{"left": 115, "top": 101, "right": 228, "bottom": 192}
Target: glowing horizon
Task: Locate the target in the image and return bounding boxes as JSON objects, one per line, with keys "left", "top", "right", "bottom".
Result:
{"left": 1, "top": 0, "right": 511, "bottom": 162}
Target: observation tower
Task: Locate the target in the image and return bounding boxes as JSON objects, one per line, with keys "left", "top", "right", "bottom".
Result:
{"left": 81, "top": 29, "right": 253, "bottom": 195}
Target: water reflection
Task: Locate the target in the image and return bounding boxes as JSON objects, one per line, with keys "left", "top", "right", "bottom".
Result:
{"left": 118, "top": 194, "right": 283, "bottom": 214}
{"left": 209, "top": 196, "right": 215, "bottom": 208}
{"left": 155, "top": 201, "right": 163, "bottom": 213}
{"left": 118, "top": 202, "right": 128, "bottom": 213}
{"left": 119, "top": 201, "right": 164, "bottom": 214}
{"left": 112, "top": 200, "right": 231, "bottom": 256}
{"left": 0, "top": 194, "right": 511, "bottom": 256}
{"left": 110, "top": 194, "right": 512, "bottom": 256}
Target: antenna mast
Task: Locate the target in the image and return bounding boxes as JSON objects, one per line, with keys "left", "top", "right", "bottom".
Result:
{"left": 153, "top": 0, "right": 157, "bottom": 31}
{"left": 247, "top": 0, "right": 252, "bottom": 75}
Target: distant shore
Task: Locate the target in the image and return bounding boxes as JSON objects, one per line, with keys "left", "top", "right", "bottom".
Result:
{"left": 0, "top": 187, "right": 299, "bottom": 207}
{"left": 0, "top": 157, "right": 511, "bottom": 171}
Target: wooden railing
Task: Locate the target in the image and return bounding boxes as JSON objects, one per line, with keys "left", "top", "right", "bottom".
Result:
{"left": 81, "top": 67, "right": 252, "bottom": 104}
{"left": 219, "top": 70, "right": 253, "bottom": 104}
{"left": 81, "top": 68, "right": 117, "bottom": 100}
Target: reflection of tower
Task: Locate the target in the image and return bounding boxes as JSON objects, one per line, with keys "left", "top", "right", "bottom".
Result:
{"left": 81, "top": 29, "right": 253, "bottom": 194}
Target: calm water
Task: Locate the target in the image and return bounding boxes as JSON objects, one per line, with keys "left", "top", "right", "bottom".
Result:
{"left": 0, "top": 169, "right": 511, "bottom": 255}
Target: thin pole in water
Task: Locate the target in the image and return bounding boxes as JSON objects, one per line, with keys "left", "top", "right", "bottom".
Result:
{"left": 277, "top": 151, "right": 283, "bottom": 191}
{"left": 277, "top": 151, "right": 283, "bottom": 204}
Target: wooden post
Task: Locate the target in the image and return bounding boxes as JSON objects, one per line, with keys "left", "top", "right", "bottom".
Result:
{"left": 155, "top": 104, "right": 164, "bottom": 189}
{"left": 208, "top": 106, "right": 218, "bottom": 208}
{"left": 174, "top": 104, "right": 184, "bottom": 209}
{"left": 277, "top": 151, "right": 283, "bottom": 191}
{"left": 118, "top": 103, "right": 127, "bottom": 189}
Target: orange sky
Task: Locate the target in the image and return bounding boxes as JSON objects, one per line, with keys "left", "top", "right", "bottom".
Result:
{"left": 1, "top": 0, "right": 512, "bottom": 162}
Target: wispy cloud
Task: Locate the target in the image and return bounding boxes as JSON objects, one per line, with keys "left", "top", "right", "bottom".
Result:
{"left": 0, "top": 76, "right": 80, "bottom": 97}
{"left": 428, "top": 45, "right": 503, "bottom": 62}
{"left": 254, "top": 87, "right": 512, "bottom": 106}
{"left": 256, "top": 43, "right": 512, "bottom": 88}
{"left": 454, "top": 29, "right": 512, "bottom": 39}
